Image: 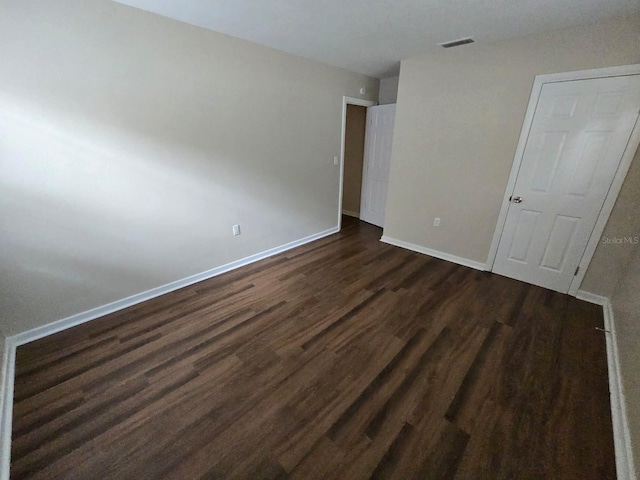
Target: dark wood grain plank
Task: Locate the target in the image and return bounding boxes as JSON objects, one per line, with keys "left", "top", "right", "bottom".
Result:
{"left": 10, "top": 215, "right": 615, "bottom": 480}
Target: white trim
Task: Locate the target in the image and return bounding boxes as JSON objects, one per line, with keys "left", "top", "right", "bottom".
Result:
{"left": 575, "top": 290, "right": 608, "bottom": 306}
{"left": 341, "top": 209, "right": 360, "bottom": 218}
{"left": 526, "top": 64, "right": 640, "bottom": 84}
{"left": 9, "top": 226, "right": 338, "bottom": 348}
{"left": 486, "top": 64, "right": 640, "bottom": 296}
{"left": 380, "top": 235, "right": 486, "bottom": 271}
{"left": 577, "top": 290, "right": 637, "bottom": 480}
{"left": 0, "top": 225, "right": 339, "bottom": 479}
{"left": 338, "top": 96, "right": 376, "bottom": 230}
{"left": 0, "top": 338, "right": 14, "bottom": 480}
{"left": 569, "top": 113, "right": 640, "bottom": 296}
{"left": 485, "top": 74, "right": 544, "bottom": 271}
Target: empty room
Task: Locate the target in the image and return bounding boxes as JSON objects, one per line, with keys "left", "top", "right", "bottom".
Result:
{"left": 1, "top": 0, "right": 640, "bottom": 479}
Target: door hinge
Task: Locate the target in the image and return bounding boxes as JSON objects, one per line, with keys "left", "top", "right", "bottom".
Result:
{"left": 574, "top": 266, "right": 580, "bottom": 276}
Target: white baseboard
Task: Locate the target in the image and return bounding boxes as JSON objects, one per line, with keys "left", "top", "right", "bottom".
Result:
{"left": 380, "top": 236, "right": 486, "bottom": 271}
{"left": 577, "top": 290, "right": 636, "bottom": 480}
{"left": 575, "top": 290, "right": 609, "bottom": 306}
{"left": 341, "top": 210, "right": 360, "bottom": 218}
{"left": 9, "top": 226, "right": 338, "bottom": 348}
{"left": 0, "top": 225, "right": 339, "bottom": 480}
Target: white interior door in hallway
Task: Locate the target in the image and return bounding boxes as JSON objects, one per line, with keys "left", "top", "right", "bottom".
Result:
{"left": 493, "top": 74, "right": 640, "bottom": 293}
{"left": 360, "top": 104, "right": 396, "bottom": 228}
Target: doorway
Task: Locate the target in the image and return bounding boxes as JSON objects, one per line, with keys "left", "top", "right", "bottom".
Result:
{"left": 487, "top": 65, "right": 640, "bottom": 294}
{"left": 342, "top": 104, "right": 367, "bottom": 219}
{"left": 338, "top": 96, "right": 375, "bottom": 229}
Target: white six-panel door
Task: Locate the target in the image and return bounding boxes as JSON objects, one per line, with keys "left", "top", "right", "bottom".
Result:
{"left": 360, "top": 104, "right": 396, "bottom": 228}
{"left": 493, "top": 74, "right": 640, "bottom": 293}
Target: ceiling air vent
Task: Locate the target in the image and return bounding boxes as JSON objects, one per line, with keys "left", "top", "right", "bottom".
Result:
{"left": 438, "top": 37, "right": 475, "bottom": 48}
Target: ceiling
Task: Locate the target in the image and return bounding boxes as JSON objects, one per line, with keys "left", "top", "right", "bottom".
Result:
{"left": 113, "top": 0, "right": 639, "bottom": 78}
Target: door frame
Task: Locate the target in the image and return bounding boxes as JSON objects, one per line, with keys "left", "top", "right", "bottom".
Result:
{"left": 485, "top": 64, "right": 640, "bottom": 296}
{"left": 338, "top": 96, "right": 376, "bottom": 230}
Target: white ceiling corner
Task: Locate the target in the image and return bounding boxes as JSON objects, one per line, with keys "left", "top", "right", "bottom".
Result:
{"left": 113, "top": 0, "right": 640, "bottom": 78}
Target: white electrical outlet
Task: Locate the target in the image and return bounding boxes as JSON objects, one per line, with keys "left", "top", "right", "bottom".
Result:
{"left": 233, "top": 224, "right": 241, "bottom": 236}
{"left": 333, "top": 156, "right": 339, "bottom": 165}
{"left": 433, "top": 217, "right": 440, "bottom": 227}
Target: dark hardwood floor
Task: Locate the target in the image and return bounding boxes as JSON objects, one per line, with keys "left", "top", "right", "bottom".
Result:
{"left": 11, "top": 216, "right": 615, "bottom": 479}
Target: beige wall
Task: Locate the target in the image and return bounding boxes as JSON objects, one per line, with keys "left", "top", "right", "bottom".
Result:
{"left": 611, "top": 246, "right": 640, "bottom": 469}
{"left": 384, "top": 14, "right": 640, "bottom": 264}
{"left": 0, "top": 0, "right": 378, "bottom": 336}
{"left": 595, "top": 145, "right": 640, "bottom": 470}
{"left": 379, "top": 76, "right": 399, "bottom": 105}
{"left": 589, "top": 146, "right": 640, "bottom": 468}
{"left": 342, "top": 105, "right": 367, "bottom": 215}
{"left": 384, "top": 14, "right": 640, "bottom": 467}
{"left": 581, "top": 147, "right": 640, "bottom": 297}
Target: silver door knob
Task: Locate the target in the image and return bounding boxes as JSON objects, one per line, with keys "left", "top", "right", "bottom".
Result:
{"left": 511, "top": 196, "right": 523, "bottom": 203}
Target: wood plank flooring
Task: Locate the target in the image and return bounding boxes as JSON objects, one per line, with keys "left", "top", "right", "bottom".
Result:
{"left": 11, "top": 216, "right": 615, "bottom": 479}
